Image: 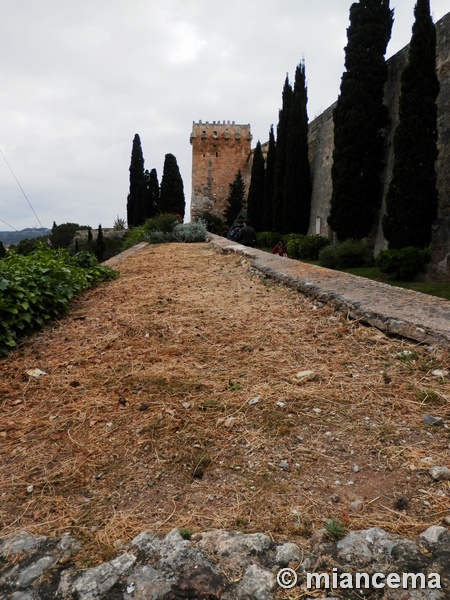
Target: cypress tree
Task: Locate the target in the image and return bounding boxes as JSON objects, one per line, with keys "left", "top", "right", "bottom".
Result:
{"left": 273, "top": 76, "right": 293, "bottom": 234}
{"left": 328, "top": 0, "right": 393, "bottom": 241}
{"left": 144, "top": 168, "right": 160, "bottom": 220}
{"left": 159, "top": 153, "right": 185, "bottom": 220}
{"left": 95, "top": 224, "right": 105, "bottom": 262}
{"left": 224, "top": 170, "right": 246, "bottom": 228}
{"left": 263, "top": 125, "right": 276, "bottom": 231}
{"left": 127, "top": 134, "right": 145, "bottom": 228}
{"left": 246, "top": 141, "right": 265, "bottom": 232}
{"left": 132, "top": 180, "right": 147, "bottom": 227}
{"left": 283, "top": 60, "right": 312, "bottom": 234}
{"left": 382, "top": 0, "right": 439, "bottom": 249}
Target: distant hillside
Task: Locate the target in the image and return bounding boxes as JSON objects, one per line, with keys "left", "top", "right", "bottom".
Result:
{"left": 0, "top": 228, "right": 51, "bottom": 245}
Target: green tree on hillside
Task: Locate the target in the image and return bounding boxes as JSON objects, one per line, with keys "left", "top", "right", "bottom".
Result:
{"left": 273, "top": 76, "right": 294, "bottom": 233}
{"left": 145, "top": 168, "right": 160, "bottom": 219}
{"left": 224, "top": 170, "right": 246, "bottom": 228}
{"left": 283, "top": 60, "right": 311, "bottom": 234}
{"left": 159, "top": 153, "right": 185, "bottom": 220}
{"left": 328, "top": 0, "right": 393, "bottom": 241}
{"left": 127, "top": 133, "right": 145, "bottom": 228}
{"left": 51, "top": 222, "right": 82, "bottom": 249}
{"left": 263, "top": 125, "right": 276, "bottom": 231}
{"left": 382, "top": 0, "right": 439, "bottom": 249}
{"left": 95, "top": 224, "right": 105, "bottom": 262}
{"left": 247, "top": 141, "right": 265, "bottom": 232}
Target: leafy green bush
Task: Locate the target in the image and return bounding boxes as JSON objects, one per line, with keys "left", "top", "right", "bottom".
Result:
{"left": 0, "top": 245, "right": 117, "bottom": 356}
{"left": 198, "top": 211, "right": 227, "bottom": 236}
{"left": 124, "top": 214, "right": 208, "bottom": 247}
{"left": 319, "top": 239, "right": 372, "bottom": 269}
{"left": 256, "top": 231, "right": 282, "bottom": 249}
{"left": 297, "top": 235, "right": 331, "bottom": 260}
{"left": 123, "top": 214, "right": 182, "bottom": 249}
{"left": 376, "top": 247, "right": 430, "bottom": 281}
{"left": 284, "top": 234, "right": 331, "bottom": 260}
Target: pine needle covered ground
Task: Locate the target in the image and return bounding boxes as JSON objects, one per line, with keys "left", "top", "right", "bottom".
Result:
{"left": 1, "top": 242, "right": 449, "bottom": 564}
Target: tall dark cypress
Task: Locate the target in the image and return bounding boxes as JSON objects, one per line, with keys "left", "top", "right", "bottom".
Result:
{"left": 133, "top": 180, "right": 147, "bottom": 227}
{"left": 224, "top": 170, "right": 246, "bottom": 228}
{"left": 246, "top": 141, "right": 265, "bottom": 232}
{"left": 144, "top": 168, "right": 160, "bottom": 220}
{"left": 328, "top": 0, "right": 393, "bottom": 241}
{"left": 283, "top": 60, "right": 311, "bottom": 234}
{"left": 382, "top": 0, "right": 439, "bottom": 249}
{"left": 263, "top": 125, "right": 276, "bottom": 231}
{"left": 273, "top": 77, "right": 293, "bottom": 234}
{"left": 159, "top": 154, "right": 185, "bottom": 220}
{"left": 126, "top": 133, "right": 145, "bottom": 228}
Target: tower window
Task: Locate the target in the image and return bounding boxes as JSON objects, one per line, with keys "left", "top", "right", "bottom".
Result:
{"left": 215, "top": 151, "right": 219, "bottom": 158}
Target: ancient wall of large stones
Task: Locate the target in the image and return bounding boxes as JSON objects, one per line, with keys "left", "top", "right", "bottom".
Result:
{"left": 190, "top": 121, "right": 252, "bottom": 221}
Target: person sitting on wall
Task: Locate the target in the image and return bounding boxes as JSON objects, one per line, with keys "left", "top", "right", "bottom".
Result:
{"left": 273, "top": 240, "right": 288, "bottom": 257}
{"left": 236, "top": 220, "right": 257, "bottom": 248}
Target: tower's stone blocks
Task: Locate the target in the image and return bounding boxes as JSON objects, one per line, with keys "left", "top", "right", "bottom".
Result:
{"left": 190, "top": 121, "right": 252, "bottom": 221}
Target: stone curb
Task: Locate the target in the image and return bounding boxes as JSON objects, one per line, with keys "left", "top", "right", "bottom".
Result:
{"left": 209, "top": 235, "right": 450, "bottom": 350}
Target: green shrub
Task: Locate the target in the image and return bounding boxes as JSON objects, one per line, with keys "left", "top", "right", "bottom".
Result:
{"left": 297, "top": 235, "right": 330, "bottom": 260}
{"left": 376, "top": 247, "right": 430, "bottom": 281}
{"left": 144, "top": 230, "right": 173, "bottom": 244}
{"left": 318, "top": 244, "right": 341, "bottom": 269}
{"left": 123, "top": 214, "right": 182, "bottom": 249}
{"left": 319, "top": 239, "right": 372, "bottom": 269}
{"left": 284, "top": 235, "right": 300, "bottom": 259}
{"left": 285, "top": 234, "right": 331, "bottom": 260}
{"left": 173, "top": 220, "right": 208, "bottom": 243}
{"left": 257, "top": 231, "right": 282, "bottom": 249}
{"left": 198, "top": 212, "right": 227, "bottom": 236}
{"left": 0, "top": 245, "right": 117, "bottom": 356}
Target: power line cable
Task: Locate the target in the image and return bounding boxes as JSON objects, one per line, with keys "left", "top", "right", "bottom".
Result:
{"left": 0, "top": 150, "right": 44, "bottom": 228}
{"left": 0, "top": 217, "right": 18, "bottom": 230}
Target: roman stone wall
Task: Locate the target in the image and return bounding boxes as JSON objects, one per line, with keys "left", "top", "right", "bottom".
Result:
{"left": 190, "top": 121, "right": 252, "bottom": 221}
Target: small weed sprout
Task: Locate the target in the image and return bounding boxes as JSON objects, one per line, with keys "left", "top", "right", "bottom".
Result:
{"left": 324, "top": 516, "right": 347, "bottom": 540}
{"left": 179, "top": 527, "right": 193, "bottom": 540}
{"left": 395, "top": 350, "right": 419, "bottom": 364}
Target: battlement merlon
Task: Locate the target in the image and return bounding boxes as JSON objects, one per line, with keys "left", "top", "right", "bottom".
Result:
{"left": 190, "top": 121, "right": 252, "bottom": 143}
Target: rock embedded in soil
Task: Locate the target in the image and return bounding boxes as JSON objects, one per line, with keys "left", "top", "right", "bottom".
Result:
{"left": 1, "top": 527, "right": 449, "bottom": 599}
{"left": 430, "top": 466, "right": 450, "bottom": 481}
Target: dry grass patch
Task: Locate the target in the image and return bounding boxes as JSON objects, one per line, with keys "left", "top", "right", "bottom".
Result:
{"left": 1, "top": 242, "right": 449, "bottom": 564}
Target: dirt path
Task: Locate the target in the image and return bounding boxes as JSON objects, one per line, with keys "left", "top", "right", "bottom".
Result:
{"left": 1, "top": 242, "right": 449, "bottom": 563}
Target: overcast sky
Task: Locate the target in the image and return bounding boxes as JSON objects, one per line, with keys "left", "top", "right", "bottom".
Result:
{"left": 1, "top": 0, "right": 448, "bottom": 231}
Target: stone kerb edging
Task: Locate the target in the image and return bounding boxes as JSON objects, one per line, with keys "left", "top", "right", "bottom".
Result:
{"left": 1, "top": 526, "right": 449, "bottom": 599}
{"left": 208, "top": 234, "right": 450, "bottom": 350}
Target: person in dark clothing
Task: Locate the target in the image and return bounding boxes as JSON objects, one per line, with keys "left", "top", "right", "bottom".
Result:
{"left": 236, "top": 220, "right": 257, "bottom": 247}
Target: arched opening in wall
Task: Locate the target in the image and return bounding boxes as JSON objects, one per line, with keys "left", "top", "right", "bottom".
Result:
{"left": 215, "top": 152, "right": 219, "bottom": 158}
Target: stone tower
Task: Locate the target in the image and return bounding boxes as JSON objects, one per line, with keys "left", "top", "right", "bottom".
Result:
{"left": 190, "top": 120, "right": 253, "bottom": 221}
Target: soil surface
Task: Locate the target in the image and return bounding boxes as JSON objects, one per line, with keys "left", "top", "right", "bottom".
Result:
{"left": 1, "top": 242, "right": 450, "bottom": 564}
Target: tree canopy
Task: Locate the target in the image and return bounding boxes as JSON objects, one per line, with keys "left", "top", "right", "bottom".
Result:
{"left": 328, "top": 0, "right": 393, "bottom": 241}
{"left": 159, "top": 153, "right": 185, "bottom": 220}
{"left": 382, "top": 0, "right": 439, "bottom": 249}
{"left": 127, "top": 134, "right": 145, "bottom": 228}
